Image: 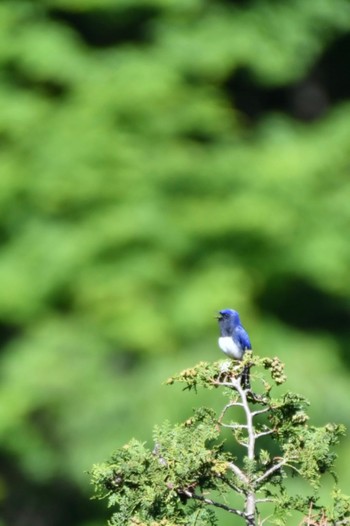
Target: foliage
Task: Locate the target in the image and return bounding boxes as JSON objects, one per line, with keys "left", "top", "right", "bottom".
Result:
{"left": 91, "top": 357, "right": 350, "bottom": 525}
{"left": 1, "top": 0, "right": 350, "bottom": 525}
{"left": 92, "top": 409, "right": 223, "bottom": 526}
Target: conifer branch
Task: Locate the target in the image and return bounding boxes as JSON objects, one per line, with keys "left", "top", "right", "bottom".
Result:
{"left": 91, "top": 356, "right": 350, "bottom": 526}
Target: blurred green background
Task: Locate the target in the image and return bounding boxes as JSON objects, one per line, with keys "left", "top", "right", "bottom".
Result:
{"left": 1, "top": 0, "right": 350, "bottom": 524}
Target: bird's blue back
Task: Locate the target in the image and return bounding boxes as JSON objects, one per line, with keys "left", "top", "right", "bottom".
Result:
{"left": 233, "top": 325, "right": 251, "bottom": 351}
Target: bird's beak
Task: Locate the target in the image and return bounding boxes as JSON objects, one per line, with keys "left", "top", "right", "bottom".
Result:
{"left": 215, "top": 312, "right": 222, "bottom": 320}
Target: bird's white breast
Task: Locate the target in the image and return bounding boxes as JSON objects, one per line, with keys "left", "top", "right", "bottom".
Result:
{"left": 218, "top": 337, "right": 244, "bottom": 360}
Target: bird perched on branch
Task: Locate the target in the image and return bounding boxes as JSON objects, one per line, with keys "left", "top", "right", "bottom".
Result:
{"left": 216, "top": 309, "right": 252, "bottom": 389}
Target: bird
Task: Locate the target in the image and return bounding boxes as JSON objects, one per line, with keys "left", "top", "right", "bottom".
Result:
{"left": 216, "top": 308, "right": 252, "bottom": 389}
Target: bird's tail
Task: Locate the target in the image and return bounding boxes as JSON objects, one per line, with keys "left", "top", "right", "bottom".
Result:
{"left": 241, "top": 365, "right": 250, "bottom": 390}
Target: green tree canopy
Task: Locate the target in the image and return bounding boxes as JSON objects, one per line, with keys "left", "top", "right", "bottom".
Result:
{"left": 1, "top": 1, "right": 350, "bottom": 525}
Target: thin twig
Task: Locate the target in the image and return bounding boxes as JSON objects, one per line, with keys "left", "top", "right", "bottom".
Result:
{"left": 237, "top": 440, "right": 249, "bottom": 448}
{"left": 255, "top": 429, "right": 274, "bottom": 439}
{"left": 284, "top": 462, "right": 303, "bottom": 476}
{"left": 218, "top": 402, "right": 237, "bottom": 424}
{"left": 213, "top": 380, "right": 242, "bottom": 388}
{"left": 221, "top": 423, "right": 248, "bottom": 429}
{"left": 251, "top": 407, "right": 270, "bottom": 417}
{"left": 189, "top": 493, "right": 245, "bottom": 517}
{"left": 254, "top": 460, "right": 286, "bottom": 485}
{"left": 259, "top": 513, "right": 274, "bottom": 525}
{"left": 218, "top": 474, "right": 246, "bottom": 495}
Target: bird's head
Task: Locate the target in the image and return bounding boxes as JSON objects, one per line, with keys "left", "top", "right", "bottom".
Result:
{"left": 216, "top": 308, "right": 241, "bottom": 327}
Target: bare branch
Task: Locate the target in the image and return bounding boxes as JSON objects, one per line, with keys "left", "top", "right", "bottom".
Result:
{"left": 259, "top": 513, "right": 274, "bottom": 525}
{"left": 189, "top": 493, "right": 245, "bottom": 517}
{"left": 235, "top": 379, "right": 255, "bottom": 461}
{"left": 221, "top": 423, "right": 248, "bottom": 430}
{"left": 237, "top": 440, "right": 249, "bottom": 448}
{"left": 284, "top": 462, "right": 303, "bottom": 476}
{"left": 251, "top": 407, "right": 270, "bottom": 417}
{"left": 218, "top": 401, "right": 237, "bottom": 424}
{"left": 212, "top": 374, "right": 244, "bottom": 390}
{"left": 254, "top": 460, "right": 286, "bottom": 486}
{"left": 254, "top": 429, "right": 274, "bottom": 439}
{"left": 228, "top": 462, "right": 249, "bottom": 484}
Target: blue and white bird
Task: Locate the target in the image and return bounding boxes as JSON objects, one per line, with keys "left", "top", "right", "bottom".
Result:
{"left": 216, "top": 308, "right": 252, "bottom": 388}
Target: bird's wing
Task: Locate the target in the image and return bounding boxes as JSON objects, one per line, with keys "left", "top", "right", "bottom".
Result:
{"left": 235, "top": 326, "right": 252, "bottom": 350}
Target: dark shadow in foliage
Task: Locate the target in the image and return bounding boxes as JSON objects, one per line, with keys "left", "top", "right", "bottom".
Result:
{"left": 257, "top": 274, "right": 350, "bottom": 368}
{"left": 0, "top": 452, "right": 107, "bottom": 526}
{"left": 224, "top": 66, "right": 329, "bottom": 123}
{"left": 315, "top": 32, "right": 350, "bottom": 103}
{"left": 224, "top": 32, "right": 350, "bottom": 124}
{"left": 183, "top": 231, "right": 278, "bottom": 269}
{"left": 256, "top": 274, "right": 350, "bottom": 334}
{"left": 48, "top": 290, "right": 74, "bottom": 315}
{"left": 0, "top": 320, "right": 22, "bottom": 352}
{"left": 222, "top": 0, "right": 252, "bottom": 5}
{"left": 48, "top": 6, "right": 158, "bottom": 48}
{"left": 3, "top": 61, "right": 69, "bottom": 101}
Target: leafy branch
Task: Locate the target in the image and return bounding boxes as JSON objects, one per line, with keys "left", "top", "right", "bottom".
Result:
{"left": 90, "top": 355, "right": 350, "bottom": 526}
